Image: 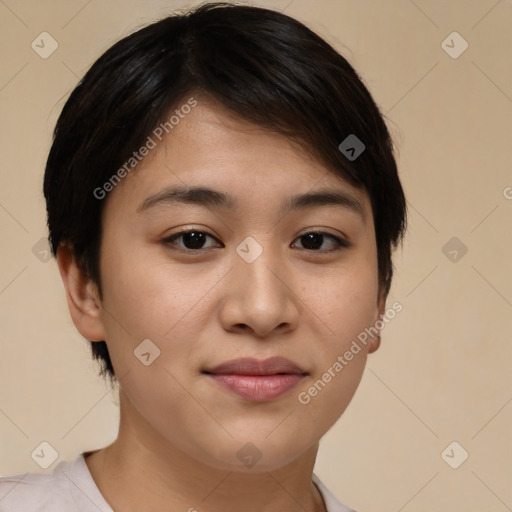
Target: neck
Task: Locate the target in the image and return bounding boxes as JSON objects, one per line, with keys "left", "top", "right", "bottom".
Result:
{"left": 84, "top": 391, "right": 326, "bottom": 512}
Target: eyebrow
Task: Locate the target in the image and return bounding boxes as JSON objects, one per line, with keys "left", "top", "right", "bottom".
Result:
{"left": 136, "top": 185, "right": 365, "bottom": 222}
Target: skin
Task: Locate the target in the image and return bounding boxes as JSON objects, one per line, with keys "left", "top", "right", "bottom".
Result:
{"left": 57, "top": 95, "right": 386, "bottom": 512}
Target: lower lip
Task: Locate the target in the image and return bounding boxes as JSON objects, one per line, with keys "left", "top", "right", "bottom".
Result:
{"left": 206, "top": 374, "right": 304, "bottom": 402}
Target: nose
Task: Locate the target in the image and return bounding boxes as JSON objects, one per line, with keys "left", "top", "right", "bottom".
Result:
{"left": 218, "top": 244, "right": 300, "bottom": 339}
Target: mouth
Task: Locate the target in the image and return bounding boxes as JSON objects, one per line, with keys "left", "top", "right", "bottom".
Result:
{"left": 202, "top": 356, "right": 308, "bottom": 402}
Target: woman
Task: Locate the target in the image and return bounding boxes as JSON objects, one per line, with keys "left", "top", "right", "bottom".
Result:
{"left": 0, "top": 2, "right": 406, "bottom": 510}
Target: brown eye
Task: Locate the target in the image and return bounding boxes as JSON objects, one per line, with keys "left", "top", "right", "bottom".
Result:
{"left": 163, "top": 230, "right": 222, "bottom": 251}
{"left": 292, "top": 232, "right": 349, "bottom": 252}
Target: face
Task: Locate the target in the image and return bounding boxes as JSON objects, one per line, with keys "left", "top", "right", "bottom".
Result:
{"left": 77, "top": 97, "right": 385, "bottom": 473}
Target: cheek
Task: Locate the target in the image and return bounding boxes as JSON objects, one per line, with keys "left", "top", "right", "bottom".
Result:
{"left": 96, "top": 248, "right": 217, "bottom": 433}
{"left": 99, "top": 241, "right": 227, "bottom": 342}
{"left": 288, "top": 266, "right": 378, "bottom": 413}
{"left": 307, "top": 262, "right": 380, "bottom": 344}
{"left": 96, "top": 245, "right": 234, "bottom": 418}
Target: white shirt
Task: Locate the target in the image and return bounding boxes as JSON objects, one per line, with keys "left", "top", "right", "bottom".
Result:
{"left": 0, "top": 452, "right": 356, "bottom": 511}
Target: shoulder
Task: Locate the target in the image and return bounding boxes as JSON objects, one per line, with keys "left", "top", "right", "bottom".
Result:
{"left": 312, "top": 473, "right": 358, "bottom": 512}
{"left": 0, "top": 453, "right": 112, "bottom": 512}
{"left": 0, "top": 459, "right": 73, "bottom": 512}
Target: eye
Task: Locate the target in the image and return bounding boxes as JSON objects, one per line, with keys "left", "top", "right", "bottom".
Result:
{"left": 162, "top": 229, "right": 350, "bottom": 253}
{"left": 162, "top": 230, "right": 222, "bottom": 251}
{"left": 292, "top": 231, "right": 350, "bottom": 252}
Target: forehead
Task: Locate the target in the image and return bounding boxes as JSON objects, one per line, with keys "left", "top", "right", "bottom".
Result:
{"left": 104, "top": 98, "right": 373, "bottom": 223}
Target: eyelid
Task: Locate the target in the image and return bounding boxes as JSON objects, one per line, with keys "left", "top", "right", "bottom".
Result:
{"left": 293, "top": 230, "right": 351, "bottom": 251}
{"left": 298, "top": 228, "right": 349, "bottom": 242}
{"left": 162, "top": 228, "right": 222, "bottom": 251}
{"left": 162, "top": 227, "right": 351, "bottom": 253}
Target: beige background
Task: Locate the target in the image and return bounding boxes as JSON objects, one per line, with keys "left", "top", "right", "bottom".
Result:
{"left": 1, "top": 0, "right": 511, "bottom": 511}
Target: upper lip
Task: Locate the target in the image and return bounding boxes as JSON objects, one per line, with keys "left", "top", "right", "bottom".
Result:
{"left": 203, "top": 356, "right": 307, "bottom": 376}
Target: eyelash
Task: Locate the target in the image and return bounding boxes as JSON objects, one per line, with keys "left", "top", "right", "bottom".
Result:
{"left": 161, "top": 229, "right": 350, "bottom": 254}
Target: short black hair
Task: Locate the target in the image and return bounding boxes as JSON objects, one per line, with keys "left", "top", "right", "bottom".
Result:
{"left": 44, "top": 1, "right": 407, "bottom": 383}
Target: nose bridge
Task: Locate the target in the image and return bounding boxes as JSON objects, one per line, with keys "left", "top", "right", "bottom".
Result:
{"left": 235, "top": 235, "right": 287, "bottom": 307}
{"left": 220, "top": 235, "right": 299, "bottom": 337}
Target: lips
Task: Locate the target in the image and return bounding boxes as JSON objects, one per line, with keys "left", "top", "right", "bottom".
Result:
{"left": 204, "top": 356, "right": 306, "bottom": 376}
{"left": 203, "top": 357, "right": 307, "bottom": 402}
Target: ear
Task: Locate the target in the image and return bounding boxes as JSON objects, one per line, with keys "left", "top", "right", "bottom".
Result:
{"left": 56, "top": 242, "right": 107, "bottom": 342}
{"left": 368, "top": 284, "right": 387, "bottom": 354}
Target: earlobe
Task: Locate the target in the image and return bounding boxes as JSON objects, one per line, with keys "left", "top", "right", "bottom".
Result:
{"left": 368, "top": 334, "right": 380, "bottom": 354}
{"left": 368, "top": 286, "right": 387, "bottom": 354}
{"left": 56, "top": 243, "right": 106, "bottom": 342}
